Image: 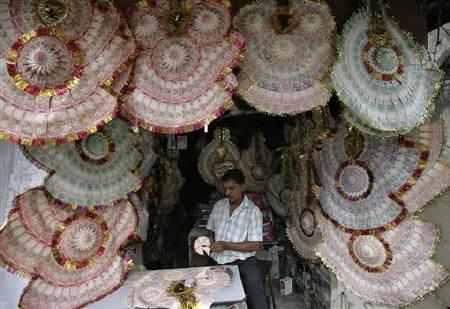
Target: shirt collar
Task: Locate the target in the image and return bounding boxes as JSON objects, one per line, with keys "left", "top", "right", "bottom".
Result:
{"left": 227, "top": 195, "right": 250, "bottom": 209}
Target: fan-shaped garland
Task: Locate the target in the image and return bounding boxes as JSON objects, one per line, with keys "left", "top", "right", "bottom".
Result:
{"left": 317, "top": 214, "right": 447, "bottom": 307}
{"left": 0, "top": 187, "right": 137, "bottom": 309}
{"left": 287, "top": 191, "right": 322, "bottom": 260}
{"left": 239, "top": 133, "right": 273, "bottom": 192}
{"left": 198, "top": 128, "right": 240, "bottom": 188}
{"left": 315, "top": 122, "right": 450, "bottom": 306}
{"left": 234, "top": 0, "right": 336, "bottom": 115}
{"left": 21, "top": 119, "right": 154, "bottom": 207}
{"left": 332, "top": 9, "right": 442, "bottom": 135}
{"left": 121, "top": 0, "right": 244, "bottom": 134}
{"left": 285, "top": 149, "right": 323, "bottom": 260}
{"left": 0, "top": 0, "right": 135, "bottom": 144}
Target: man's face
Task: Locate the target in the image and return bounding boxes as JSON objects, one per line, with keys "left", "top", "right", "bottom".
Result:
{"left": 223, "top": 179, "right": 244, "bottom": 205}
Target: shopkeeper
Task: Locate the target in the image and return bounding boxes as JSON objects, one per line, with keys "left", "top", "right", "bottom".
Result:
{"left": 207, "top": 169, "right": 269, "bottom": 309}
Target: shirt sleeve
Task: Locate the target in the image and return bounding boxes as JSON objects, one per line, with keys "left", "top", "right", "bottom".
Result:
{"left": 247, "top": 207, "right": 263, "bottom": 242}
{"left": 206, "top": 203, "right": 217, "bottom": 232}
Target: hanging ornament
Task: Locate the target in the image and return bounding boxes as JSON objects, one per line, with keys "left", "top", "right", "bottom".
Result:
{"left": 239, "top": 132, "right": 273, "bottom": 192}
{"left": 122, "top": 0, "right": 244, "bottom": 134}
{"left": 0, "top": 0, "right": 135, "bottom": 144}
{"left": 317, "top": 214, "right": 447, "bottom": 307}
{"left": 234, "top": 0, "right": 336, "bottom": 115}
{"left": 22, "top": 119, "right": 155, "bottom": 207}
{"left": 332, "top": 4, "right": 442, "bottom": 135}
{"left": 286, "top": 152, "right": 322, "bottom": 260}
{"left": 0, "top": 188, "right": 137, "bottom": 309}
{"left": 198, "top": 127, "right": 240, "bottom": 189}
{"left": 315, "top": 121, "right": 450, "bottom": 306}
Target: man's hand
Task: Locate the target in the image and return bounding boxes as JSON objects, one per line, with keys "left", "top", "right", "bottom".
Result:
{"left": 210, "top": 241, "right": 228, "bottom": 253}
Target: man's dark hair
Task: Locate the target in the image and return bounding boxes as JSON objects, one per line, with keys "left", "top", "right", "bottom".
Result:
{"left": 221, "top": 168, "right": 245, "bottom": 185}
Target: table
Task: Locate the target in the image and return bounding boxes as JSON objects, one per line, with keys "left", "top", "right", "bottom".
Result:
{"left": 0, "top": 265, "right": 245, "bottom": 309}
{"left": 125, "top": 265, "right": 246, "bottom": 309}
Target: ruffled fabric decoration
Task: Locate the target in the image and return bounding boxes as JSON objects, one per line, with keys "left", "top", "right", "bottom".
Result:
{"left": 317, "top": 215, "right": 446, "bottom": 307}
{"left": 239, "top": 133, "right": 272, "bottom": 192}
{"left": 22, "top": 119, "right": 154, "bottom": 207}
{"left": 0, "top": 188, "right": 137, "bottom": 309}
{"left": 234, "top": 0, "right": 335, "bottom": 115}
{"left": 198, "top": 128, "right": 240, "bottom": 188}
{"left": 315, "top": 123, "right": 450, "bottom": 306}
{"left": 286, "top": 145, "right": 323, "bottom": 260}
{"left": 332, "top": 9, "right": 442, "bottom": 136}
{"left": 287, "top": 191, "right": 322, "bottom": 261}
{"left": 0, "top": 0, "right": 135, "bottom": 144}
{"left": 121, "top": 0, "right": 244, "bottom": 134}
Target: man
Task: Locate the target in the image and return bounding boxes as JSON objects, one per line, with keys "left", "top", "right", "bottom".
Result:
{"left": 206, "top": 169, "right": 269, "bottom": 309}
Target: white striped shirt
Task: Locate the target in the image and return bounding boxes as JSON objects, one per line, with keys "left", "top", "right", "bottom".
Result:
{"left": 207, "top": 196, "right": 263, "bottom": 264}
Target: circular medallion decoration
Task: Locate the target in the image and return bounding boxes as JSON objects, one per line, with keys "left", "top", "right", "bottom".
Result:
{"left": 75, "top": 132, "right": 115, "bottom": 165}
{"left": 362, "top": 43, "right": 404, "bottom": 81}
{"left": 10, "top": 0, "right": 93, "bottom": 41}
{"left": 299, "top": 12, "right": 323, "bottom": 35}
{"left": 299, "top": 208, "right": 317, "bottom": 237}
{"left": 348, "top": 234, "right": 392, "bottom": 273}
{"left": 7, "top": 28, "right": 84, "bottom": 97}
{"left": 37, "top": 0, "right": 69, "bottom": 26}
{"left": 270, "top": 36, "right": 299, "bottom": 62}
{"left": 152, "top": 37, "right": 201, "bottom": 82}
{"left": 251, "top": 165, "right": 266, "bottom": 181}
{"left": 133, "top": 13, "right": 164, "bottom": 49}
{"left": 195, "top": 267, "right": 232, "bottom": 287}
{"left": 189, "top": 2, "right": 230, "bottom": 45}
{"left": 335, "top": 160, "right": 374, "bottom": 202}
{"left": 138, "top": 287, "right": 165, "bottom": 304}
{"left": 51, "top": 211, "right": 109, "bottom": 270}
{"left": 286, "top": 197, "right": 323, "bottom": 260}
{"left": 235, "top": 7, "right": 268, "bottom": 35}
{"left": 162, "top": 270, "right": 185, "bottom": 281}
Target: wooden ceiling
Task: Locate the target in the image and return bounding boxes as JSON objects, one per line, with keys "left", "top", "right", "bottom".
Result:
{"left": 112, "top": 0, "right": 450, "bottom": 44}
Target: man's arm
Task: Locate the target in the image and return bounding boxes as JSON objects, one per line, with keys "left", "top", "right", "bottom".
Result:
{"left": 211, "top": 206, "right": 263, "bottom": 253}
